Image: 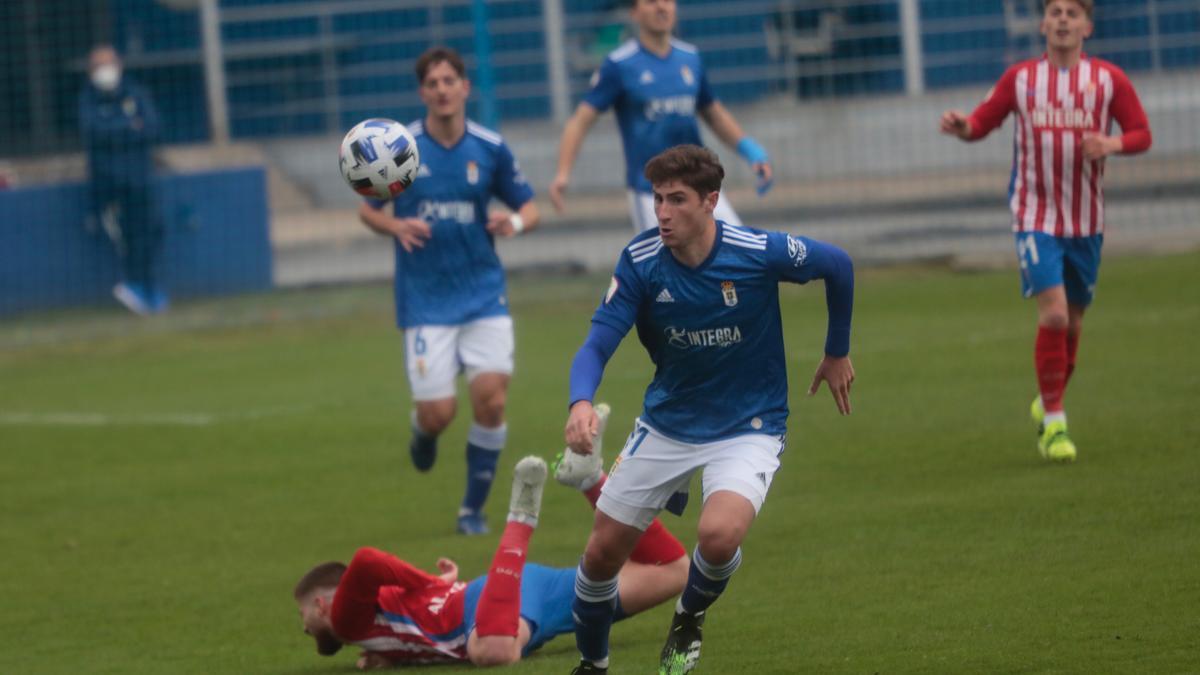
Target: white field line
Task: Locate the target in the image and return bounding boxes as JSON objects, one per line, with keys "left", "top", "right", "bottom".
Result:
{"left": 0, "top": 404, "right": 318, "bottom": 427}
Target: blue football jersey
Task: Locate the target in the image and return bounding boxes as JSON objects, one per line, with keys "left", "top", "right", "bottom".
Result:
{"left": 373, "top": 120, "right": 534, "bottom": 328}
{"left": 591, "top": 222, "right": 827, "bottom": 443}
{"left": 584, "top": 38, "right": 716, "bottom": 193}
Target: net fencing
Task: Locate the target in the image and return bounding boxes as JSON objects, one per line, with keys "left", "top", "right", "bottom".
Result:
{"left": 1, "top": 0, "right": 1197, "bottom": 314}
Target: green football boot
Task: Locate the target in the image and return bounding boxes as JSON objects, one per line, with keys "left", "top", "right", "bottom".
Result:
{"left": 1037, "top": 420, "right": 1077, "bottom": 462}
{"left": 659, "top": 610, "right": 705, "bottom": 674}
{"left": 1030, "top": 396, "right": 1045, "bottom": 435}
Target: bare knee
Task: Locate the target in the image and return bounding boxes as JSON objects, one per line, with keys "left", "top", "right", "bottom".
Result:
{"left": 696, "top": 525, "right": 745, "bottom": 566}
{"left": 1039, "top": 311, "right": 1069, "bottom": 330}
{"left": 1036, "top": 289, "right": 1070, "bottom": 330}
{"left": 582, "top": 540, "right": 626, "bottom": 582}
{"left": 416, "top": 400, "right": 455, "bottom": 436}
{"left": 470, "top": 376, "right": 508, "bottom": 427}
{"left": 473, "top": 389, "right": 506, "bottom": 427}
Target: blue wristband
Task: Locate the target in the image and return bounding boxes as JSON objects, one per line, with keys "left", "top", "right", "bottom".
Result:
{"left": 737, "top": 137, "right": 773, "bottom": 195}
{"left": 737, "top": 137, "right": 769, "bottom": 165}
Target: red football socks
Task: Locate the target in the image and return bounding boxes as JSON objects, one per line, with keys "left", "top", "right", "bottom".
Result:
{"left": 583, "top": 475, "right": 606, "bottom": 508}
{"left": 1065, "top": 329, "right": 1080, "bottom": 385}
{"left": 630, "top": 518, "right": 687, "bottom": 566}
{"left": 580, "top": 474, "right": 685, "bottom": 566}
{"left": 473, "top": 521, "right": 533, "bottom": 637}
{"left": 1035, "top": 325, "right": 1069, "bottom": 413}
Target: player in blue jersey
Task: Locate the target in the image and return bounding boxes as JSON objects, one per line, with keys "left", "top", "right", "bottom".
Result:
{"left": 558, "top": 146, "right": 854, "bottom": 675}
{"left": 358, "top": 47, "right": 540, "bottom": 536}
{"left": 549, "top": 0, "right": 774, "bottom": 232}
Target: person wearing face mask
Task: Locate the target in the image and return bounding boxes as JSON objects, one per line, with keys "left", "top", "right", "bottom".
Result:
{"left": 79, "top": 44, "right": 165, "bottom": 314}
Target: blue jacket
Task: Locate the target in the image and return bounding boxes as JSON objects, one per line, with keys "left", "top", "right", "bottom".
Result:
{"left": 79, "top": 77, "right": 161, "bottom": 185}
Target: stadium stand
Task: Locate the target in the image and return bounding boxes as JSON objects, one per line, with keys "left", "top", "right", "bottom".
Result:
{"left": 1, "top": 0, "right": 1197, "bottom": 313}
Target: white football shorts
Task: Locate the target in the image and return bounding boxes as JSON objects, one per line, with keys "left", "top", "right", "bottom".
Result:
{"left": 597, "top": 418, "right": 784, "bottom": 530}
{"left": 627, "top": 189, "right": 743, "bottom": 233}
{"left": 403, "top": 315, "right": 514, "bottom": 401}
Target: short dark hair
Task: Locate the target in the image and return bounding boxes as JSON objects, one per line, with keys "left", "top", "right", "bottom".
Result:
{"left": 293, "top": 561, "right": 346, "bottom": 601}
{"left": 644, "top": 145, "right": 725, "bottom": 197}
{"left": 415, "top": 46, "right": 467, "bottom": 84}
{"left": 1044, "top": 0, "right": 1093, "bottom": 19}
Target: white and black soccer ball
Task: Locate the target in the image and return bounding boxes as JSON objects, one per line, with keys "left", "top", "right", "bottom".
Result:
{"left": 338, "top": 118, "right": 420, "bottom": 201}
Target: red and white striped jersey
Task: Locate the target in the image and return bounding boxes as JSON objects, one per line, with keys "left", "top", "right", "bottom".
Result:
{"left": 967, "top": 54, "right": 1151, "bottom": 237}
{"left": 331, "top": 547, "right": 470, "bottom": 665}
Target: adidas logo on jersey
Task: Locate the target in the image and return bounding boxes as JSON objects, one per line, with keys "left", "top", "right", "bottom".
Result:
{"left": 640, "top": 70, "right": 655, "bottom": 84}
{"left": 416, "top": 164, "right": 432, "bottom": 178}
{"left": 656, "top": 288, "right": 675, "bottom": 303}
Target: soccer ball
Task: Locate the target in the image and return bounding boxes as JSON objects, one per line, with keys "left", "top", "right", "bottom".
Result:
{"left": 338, "top": 118, "right": 420, "bottom": 201}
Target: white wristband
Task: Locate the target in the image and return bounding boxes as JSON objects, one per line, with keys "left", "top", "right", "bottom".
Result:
{"left": 509, "top": 213, "right": 525, "bottom": 234}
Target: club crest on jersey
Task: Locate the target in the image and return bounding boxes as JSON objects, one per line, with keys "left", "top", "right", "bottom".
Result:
{"left": 786, "top": 235, "right": 807, "bottom": 267}
{"left": 466, "top": 161, "right": 479, "bottom": 185}
{"left": 605, "top": 276, "right": 619, "bottom": 304}
{"left": 680, "top": 65, "right": 694, "bottom": 86}
{"left": 721, "top": 280, "right": 738, "bottom": 307}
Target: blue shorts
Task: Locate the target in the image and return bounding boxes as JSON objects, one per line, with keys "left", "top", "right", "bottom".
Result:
{"left": 462, "top": 563, "right": 577, "bottom": 656}
{"left": 1014, "top": 232, "right": 1103, "bottom": 306}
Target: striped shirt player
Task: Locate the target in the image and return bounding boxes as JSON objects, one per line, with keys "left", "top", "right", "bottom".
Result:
{"left": 293, "top": 456, "right": 690, "bottom": 669}
{"left": 550, "top": 0, "right": 773, "bottom": 232}
{"left": 965, "top": 54, "right": 1151, "bottom": 237}
{"left": 940, "top": 0, "right": 1152, "bottom": 463}
{"left": 330, "top": 548, "right": 471, "bottom": 665}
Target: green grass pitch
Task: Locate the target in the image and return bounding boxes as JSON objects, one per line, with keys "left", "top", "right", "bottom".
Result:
{"left": 2, "top": 252, "right": 1197, "bottom": 674}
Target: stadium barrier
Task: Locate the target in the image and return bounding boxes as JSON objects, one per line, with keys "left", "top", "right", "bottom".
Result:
{"left": 0, "top": 167, "right": 271, "bottom": 317}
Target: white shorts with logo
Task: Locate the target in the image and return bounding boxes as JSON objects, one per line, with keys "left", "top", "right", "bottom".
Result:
{"left": 403, "top": 315, "right": 514, "bottom": 401}
{"left": 627, "top": 189, "right": 743, "bottom": 233}
{"left": 597, "top": 418, "right": 784, "bottom": 530}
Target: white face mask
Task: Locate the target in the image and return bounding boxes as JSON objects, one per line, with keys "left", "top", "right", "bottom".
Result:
{"left": 91, "top": 64, "right": 121, "bottom": 92}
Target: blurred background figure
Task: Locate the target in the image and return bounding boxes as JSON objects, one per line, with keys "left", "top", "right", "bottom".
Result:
{"left": 79, "top": 44, "right": 165, "bottom": 315}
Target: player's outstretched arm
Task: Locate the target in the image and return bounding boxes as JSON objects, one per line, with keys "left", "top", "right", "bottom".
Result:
{"left": 565, "top": 322, "right": 625, "bottom": 453}
{"left": 804, "top": 241, "right": 855, "bottom": 415}
{"left": 771, "top": 234, "right": 855, "bottom": 414}
{"left": 550, "top": 103, "right": 600, "bottom": 213}
{"left": 944, "top": 66, "right": 1018, "bottom": 143}
{"left": 330, "top": 548, "right": 442, "bottom": 641}
{"left": 939, "top": 109, "right": 974, "bottom": 140}
{"left": 700, "top": 102, "right": 774, "bottom": 195}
